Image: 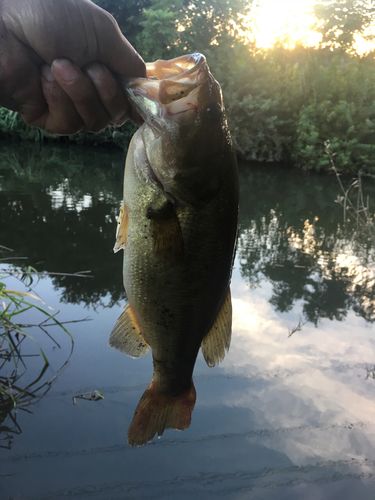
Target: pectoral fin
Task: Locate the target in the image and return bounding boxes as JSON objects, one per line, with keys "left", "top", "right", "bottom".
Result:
{"left": 147, "top": 203, "right": 184, "bottom": 257}
{"left": 109, "top": 304, "right": 150, "bottom": 358}
{"left": 113, "top": 203, "right": 129, "bottom": 253}
{"left": 201, "top": 288, "right": 232, "bottom": 367}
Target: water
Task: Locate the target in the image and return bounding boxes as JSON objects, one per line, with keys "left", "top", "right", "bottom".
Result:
{"left": 1, "top": 142, "right": 375, "bottom": 499}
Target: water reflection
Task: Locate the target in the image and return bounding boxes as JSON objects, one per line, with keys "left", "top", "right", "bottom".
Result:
{"left": 0, "top": 359, "right": 70, "bottom": 451}
{"left": 0, "top": 141, "right": 126, "bottom": 306}
{"left": 1, "top": 144, "right": 375, "bottom": 328}
{"left": 238, "top": 165, "right": 375, "bottom": 325}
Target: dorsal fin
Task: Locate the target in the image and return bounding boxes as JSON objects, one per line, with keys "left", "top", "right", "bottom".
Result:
{"left": 109, "top": 304, "right": 150, "bottom": 358}
{"left": 201, "top": 288, "right": 232, "bottom": 367}
{"left": 113, "top": 203, "right": 129, "bottom": 253}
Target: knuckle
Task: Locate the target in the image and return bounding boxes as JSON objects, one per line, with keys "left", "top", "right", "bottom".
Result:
{"left": 47, "top": 116, "right": 84, "bottom": 135}
{"left": 84, "top": 118, "right": 108, "bottom": 133}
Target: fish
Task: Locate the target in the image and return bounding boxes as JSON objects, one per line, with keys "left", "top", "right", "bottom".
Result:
{"left": 109, "top": 53, "right": 239, "bottom": 447}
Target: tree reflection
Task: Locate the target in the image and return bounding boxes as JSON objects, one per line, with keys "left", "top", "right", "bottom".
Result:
{"left": 0, "top": 141, "right": 126, "bottom": 306}
{"left": 1, "top": 144, "right": 375, "bottom": 323}
{"left": 238, "top": 164, "right": 375, "bottom": 325}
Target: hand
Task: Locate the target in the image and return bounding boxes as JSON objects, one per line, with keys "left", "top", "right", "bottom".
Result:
{"left": 0, "top": 0, "right": 146, "bottom": 133}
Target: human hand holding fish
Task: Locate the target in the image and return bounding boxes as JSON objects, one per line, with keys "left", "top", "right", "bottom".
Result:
{"left": 0, "top": 0, "right": 145, "bottom": 133}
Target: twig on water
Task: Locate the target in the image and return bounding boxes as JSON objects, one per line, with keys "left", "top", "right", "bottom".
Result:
{"left": 288, "top": 317, "right": 307, "bottom": 338}
{"left": 72, "top": 390, "right": 104, "bottom": 405}
{"left": 0, "top": 245, "right": 13, "bottom": 252}
{"left": 2, "top": 269, "right": 93, "bottom": 278}
{"left": 365, "top": 366, "right": 375, "bottom": 380}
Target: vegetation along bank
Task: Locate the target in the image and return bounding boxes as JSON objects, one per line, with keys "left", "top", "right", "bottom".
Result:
{"left": 1, "top": 0, "right": 375, "bottom": 175}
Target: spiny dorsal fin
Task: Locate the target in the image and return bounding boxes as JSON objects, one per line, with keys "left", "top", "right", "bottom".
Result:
{"left": 201, "top": 288, "right": 232, "bottom": 367}
{"left": 109, "top": 303, "right": 150, "bottom": 358}
{"left": 147, "top": 203, "right": 184, "bottom": 257}
{"left": 113, "top": 203, "right": 129, "bottom": 253}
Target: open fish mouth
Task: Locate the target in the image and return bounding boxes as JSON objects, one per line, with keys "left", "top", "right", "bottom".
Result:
{"left": 123, "top": 53, "right": 227, "bottom": 207}
{"left": 145, "top": 53, "right": 206, "bottom": 81}
{"left": 123, "top": 53, "right": 210, "bottom": 133}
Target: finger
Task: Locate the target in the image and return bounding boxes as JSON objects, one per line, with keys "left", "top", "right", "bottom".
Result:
{"left": 3, "top": 0, "right": 146, "bottom": 78}
{"left": 84, "top": 62, "right": 130, "bottom": 126}
{"left": 87, "top": 4, "right": 147, "bottom": 78}
{"left": 51, "top": 58, "right": 111, "bottom": 132}
{"left": 27, "top": 65, "right": 85, "bottom": 134}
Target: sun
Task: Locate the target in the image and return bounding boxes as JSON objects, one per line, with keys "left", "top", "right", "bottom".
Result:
{"left": 246, "top": 0, "right": 374, "bottom": 54}
{"left": 247, "top": 0, "right": 321, "bottom": 49}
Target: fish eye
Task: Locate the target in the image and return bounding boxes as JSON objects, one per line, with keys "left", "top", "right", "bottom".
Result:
{"left": 206, "top": 103, "right": 223, "bottom": 122}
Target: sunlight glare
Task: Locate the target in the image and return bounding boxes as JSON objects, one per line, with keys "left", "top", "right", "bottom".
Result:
{"left": 249, "top": 0, "right": 321, "bottom": 48}
{"left": 248, "top": 0, "right": 374, "bottom": 53}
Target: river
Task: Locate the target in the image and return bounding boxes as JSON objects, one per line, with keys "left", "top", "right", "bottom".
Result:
{"left": 1, "top": 141, "right": 375, "bottom": 499}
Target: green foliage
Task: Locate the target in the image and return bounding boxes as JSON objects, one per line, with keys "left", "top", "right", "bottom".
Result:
{"left": 136, "top": 0, "right": 251, "bottom": 60}
{"left": 313, "top": 0, "right": 375, "bottom": 52}
{"left": 221, "top": 42, "right": 375, "bottom": 173}
{"left": 137, "top": 0, "right": 184, "bottom": 60}
{"left": 0, "top": 108, "right": 45, "bottom": 142}
{"left": 1, "top": 0, "right": 375, "bottom": 174}
{"left": 130, "top": 0, "right": 375, "bottom": 174}
{"left": 92, "top": 0, "right": 152, "bottom": 46}
{"left": 290, "top": 52, "right": 375, "bottom": 171}
{"left": 0, "top": 106, "right": 137, "bottom": 150}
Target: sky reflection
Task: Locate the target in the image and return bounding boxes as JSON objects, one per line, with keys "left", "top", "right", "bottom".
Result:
{"left": 224, "top": 262, "right": 375, "bottom": 477}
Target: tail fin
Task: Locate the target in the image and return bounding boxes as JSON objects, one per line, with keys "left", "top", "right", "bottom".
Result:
{"left": 127, "top": 380, "right": 196, "bottom": 447}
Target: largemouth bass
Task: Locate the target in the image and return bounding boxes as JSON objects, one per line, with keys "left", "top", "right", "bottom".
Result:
{"left": 110, "top": 53, "right": 239, "bottom": 447}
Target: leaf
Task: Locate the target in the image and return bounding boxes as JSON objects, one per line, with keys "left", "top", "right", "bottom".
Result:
{"left": 3, "top": 290, "right": 45, "bottom": 303}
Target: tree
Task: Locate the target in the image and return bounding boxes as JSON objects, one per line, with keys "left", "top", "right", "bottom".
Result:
{"left": 313, "top": 0, "right": 375, "bottom": 52}
{"left": 92, "top": 0, "right": 152, "bottom": 46}
{"left": 136, "top": 0, "right": 252, "bottom": 61}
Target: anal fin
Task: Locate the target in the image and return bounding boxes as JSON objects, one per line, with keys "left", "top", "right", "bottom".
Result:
{"left": 109, "top": 303, "right": 150, "bottom": 358}
{"left": 201, "top": 288, "right": 232, "bottom": 367}
{"left": 113, "top": 203, "right": 129, "bottom": 253}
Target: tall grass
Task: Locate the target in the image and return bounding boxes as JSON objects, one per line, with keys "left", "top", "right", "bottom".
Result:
{"left": 0, "top": 106, "right": 136, "bottom": 148}
{"left": 0, "top": 252, "right": 80, "bottom": 448}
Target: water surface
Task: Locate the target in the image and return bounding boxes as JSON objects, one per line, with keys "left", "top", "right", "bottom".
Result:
{"left": 1, "top": 142, "right": 375, "bottom": 499}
